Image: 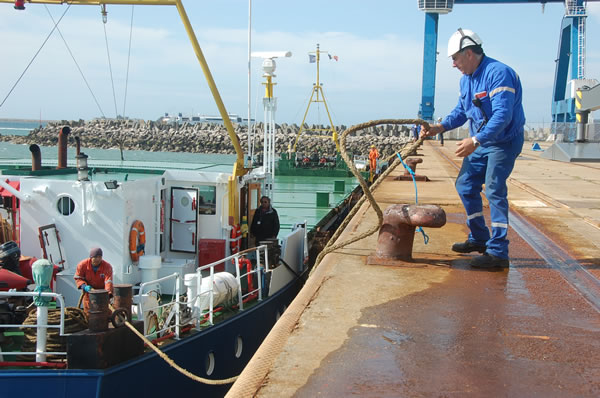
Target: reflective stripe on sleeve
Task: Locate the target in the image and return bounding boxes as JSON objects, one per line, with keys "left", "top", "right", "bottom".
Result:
{"left": 491, "top": 222, "right": 508, "bottom": 229}
{"left": 489, "top": 86, "right": 515, "bottom": 97}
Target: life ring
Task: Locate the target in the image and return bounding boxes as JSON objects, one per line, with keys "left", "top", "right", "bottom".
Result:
{"left": 129, "top": 220, "right": 146, "bottom": 262}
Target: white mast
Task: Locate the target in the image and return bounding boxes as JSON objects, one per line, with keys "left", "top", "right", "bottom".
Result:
{"left": 247, "top": 0, "right": 252, "bottom": 167}
{"left": 251, "top": 51, "right": 291, "bottom": 199}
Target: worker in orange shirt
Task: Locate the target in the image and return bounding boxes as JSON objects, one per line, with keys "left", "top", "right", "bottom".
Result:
{"left": 74, "top": 247, "right": 113, "bottom": 313}
{"left": 368, "top": 144, "right": 380, "bottom": 172}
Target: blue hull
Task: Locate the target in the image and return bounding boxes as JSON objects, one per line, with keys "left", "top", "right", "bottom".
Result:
{"left": 1, "top": 277, "right": 302, "bottom": 398}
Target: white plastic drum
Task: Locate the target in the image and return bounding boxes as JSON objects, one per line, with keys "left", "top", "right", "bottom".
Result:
{"left": 196, "top": 272, "right": 239, "bottom": 311}
{"left": 138, "top": 255, "right": 161, "bottom": 282}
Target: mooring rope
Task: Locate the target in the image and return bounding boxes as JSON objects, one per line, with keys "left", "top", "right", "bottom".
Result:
{"left": 77, "top": 289, "right": 237, "bottom": 385}
{"left": 100, "top": 300, "right": 236, "bottom": 385}
{"left": 19, "top": 307, "right": 87, "bottom": 361}
{"left": 397, "top": 152, "right": 429, "bottom": 244}
{"left": 120, "top": 316, "right": 238, "bottom": 385}
{"left": 310, "top": 119, "right": 429, "bottom": 276}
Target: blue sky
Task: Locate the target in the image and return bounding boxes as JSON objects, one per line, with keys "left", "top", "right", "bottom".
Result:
{"left": 0, "top": 1, "right": 599, "bottom": 126}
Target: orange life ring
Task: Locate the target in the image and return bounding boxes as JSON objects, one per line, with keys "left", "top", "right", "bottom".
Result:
{"left": 129, "top": 220, "right": 146, "bottom": 262}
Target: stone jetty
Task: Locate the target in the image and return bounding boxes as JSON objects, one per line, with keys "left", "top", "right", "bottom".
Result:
{"left": 0, "top": 119, "right": 414, "bottom": 158}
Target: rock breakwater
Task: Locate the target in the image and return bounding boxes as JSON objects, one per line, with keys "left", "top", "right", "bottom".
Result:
{"left": 0, "top": 119, "right": 414, "bottom": 157}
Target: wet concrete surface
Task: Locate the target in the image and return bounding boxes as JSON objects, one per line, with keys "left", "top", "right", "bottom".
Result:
{"left": 293, "top": 223, "right": 600, "bottom": 397}
{"left": 243, "top": 141, "right": 600, "bottom": 398}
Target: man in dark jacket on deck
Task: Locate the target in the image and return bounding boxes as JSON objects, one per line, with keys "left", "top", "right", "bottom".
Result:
{"left": 250, "top": 196, "right": 280, "bottom": 244}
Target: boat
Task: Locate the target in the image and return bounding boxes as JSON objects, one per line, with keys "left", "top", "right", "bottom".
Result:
{"left": 0, "top": 139, "right": 362, "bottom": 397}
{"left": 0, "top": 2, "right": 360, "bottom": 397}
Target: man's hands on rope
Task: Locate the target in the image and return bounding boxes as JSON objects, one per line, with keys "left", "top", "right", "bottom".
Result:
{"left": 420, "top": 124, "right": 477, "bottom": 157}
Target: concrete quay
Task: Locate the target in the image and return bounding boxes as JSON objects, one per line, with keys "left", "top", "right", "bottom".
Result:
{"left": 228, "top": 139, "right": 600, "bottom": 397}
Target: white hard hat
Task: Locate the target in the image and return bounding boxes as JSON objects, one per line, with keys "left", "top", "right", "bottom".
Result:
{"left": 447, "top": 28, "right": 482, "bottom": 57}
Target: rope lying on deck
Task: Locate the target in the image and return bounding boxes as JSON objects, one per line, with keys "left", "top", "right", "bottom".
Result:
{"left": 310, "top": 118, "right": 429, "bottom": 276}
{"left": 19, "top": 307, "right": 87, "bottom": 361}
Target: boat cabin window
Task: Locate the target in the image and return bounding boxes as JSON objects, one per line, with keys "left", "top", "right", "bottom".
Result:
{"left": 196, "top": 185, "right": 216, "bottom": 215}
{"left": 57, "top": 196, "right": 75, "bottom": 216}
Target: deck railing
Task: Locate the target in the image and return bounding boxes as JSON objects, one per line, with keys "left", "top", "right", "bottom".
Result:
{"left": 0, "top": 291, "right": 67, "bottom": 360}
{"left": 138, "top": 272, "right": 181, "bottom": 340}
{"left": 0, "top": 246, "right": 270, "bottom": 355}
{"left": 136, "top": 245, "right": 268, "bottom": 339}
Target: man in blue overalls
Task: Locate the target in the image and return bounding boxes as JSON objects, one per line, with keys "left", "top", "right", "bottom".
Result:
{"left": 422, "top": 28, "right": 525, "bottom": 268}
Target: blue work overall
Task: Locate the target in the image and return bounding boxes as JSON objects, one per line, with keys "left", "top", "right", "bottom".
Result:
{"left": 442, "top": 55, "right": 526, "bottom": 259}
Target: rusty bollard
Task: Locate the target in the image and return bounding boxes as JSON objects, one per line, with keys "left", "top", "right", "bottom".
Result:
{"left": 88, "top": 289, "right": 110, "bottom": 332}
{"left": 404, "top": 158, "right": 422, "bottom": 175}
{"left": 113, "top": 284, "right": 133, "bottom": 322}
{"left": 375, "top": 204, "right": 446, "bottom": 261}
{"left": 394, "top": 158, "right": 430, "bottom": 182}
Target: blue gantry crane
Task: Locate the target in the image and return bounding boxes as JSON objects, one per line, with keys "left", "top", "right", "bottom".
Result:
{"left": 417, "top": 0, "right": 595, "bottom": 128}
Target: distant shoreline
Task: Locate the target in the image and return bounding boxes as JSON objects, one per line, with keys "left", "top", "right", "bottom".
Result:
{"left": 0, "top": 118, "right": 56, "bottom": 124}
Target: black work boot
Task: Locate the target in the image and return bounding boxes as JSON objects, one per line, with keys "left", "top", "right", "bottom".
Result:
{"left": 470, "top": 253, "right": 510, "bottom": 269}
{"left": 451, "top": 240, "right": 486, "bottom": 254}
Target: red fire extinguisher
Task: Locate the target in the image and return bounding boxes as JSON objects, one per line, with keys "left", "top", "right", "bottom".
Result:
{"left": 14, "top": 1, "right": 26, "bottom": 10}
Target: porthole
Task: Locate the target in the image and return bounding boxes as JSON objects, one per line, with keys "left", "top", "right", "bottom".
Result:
{"left": 234, "top": 335, "right": 243, "bottom": 358}
{"left": 205, "top": 351, "right": 215, "bottom": 375}
{"left": 181, "top": 196, "right": 190, "bottom": 207}
{"left": 57, "top": 196, "right": 75, "bottom": 216}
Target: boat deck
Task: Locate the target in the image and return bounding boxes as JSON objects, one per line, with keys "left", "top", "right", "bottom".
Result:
{"left": 228, "top": 140, "right": 600, "bottom": 397}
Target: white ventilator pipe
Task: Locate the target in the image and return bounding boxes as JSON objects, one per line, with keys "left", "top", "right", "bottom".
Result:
{"left": 0, "top": 179, "right": 29, "bottom": 202}
{"left": 31, "top": 259, "right": 54, "bottom": 363}
{"left": 36, "top": 306, "right": 48, "bottom": 363}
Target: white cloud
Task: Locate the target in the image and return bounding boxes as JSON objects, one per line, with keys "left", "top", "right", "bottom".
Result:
{"left": 1, "top": 2, "right": 598, "bottom": 125}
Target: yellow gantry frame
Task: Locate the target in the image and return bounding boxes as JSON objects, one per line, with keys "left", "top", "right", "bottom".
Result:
{"left": 293, "top": 44, "right": 339, "bottom": 153}
{"left": 2, "top": 0, "right": 246, "bottom": 223}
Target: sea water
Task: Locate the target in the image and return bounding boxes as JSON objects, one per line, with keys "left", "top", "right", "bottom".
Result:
{"left": 0, "top": 119, "right": 44, "bottom": 136}
{"left": 0, "top": 119, "right": 236, "bottom": 164}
